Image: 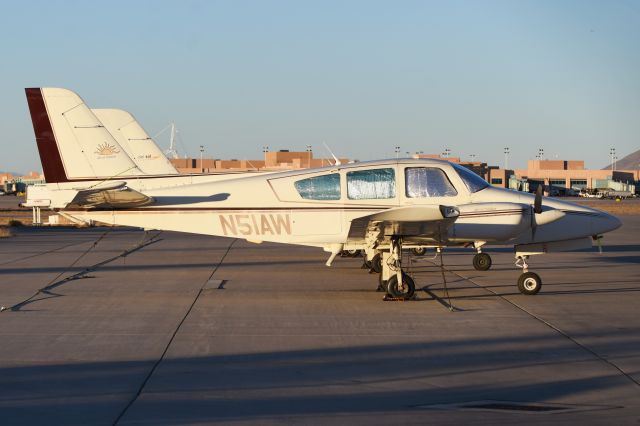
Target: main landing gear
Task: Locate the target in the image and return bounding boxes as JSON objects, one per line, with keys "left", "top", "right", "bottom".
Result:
{"left": 515, "top": 256, "right": 542, "bottom": 295}
{"left": 377, "top": 238, "right": 416, "bottom": 300}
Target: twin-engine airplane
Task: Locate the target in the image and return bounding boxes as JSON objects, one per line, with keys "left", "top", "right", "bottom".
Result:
{"left": 25, "top": 87, "right": 622, "bottom": 299}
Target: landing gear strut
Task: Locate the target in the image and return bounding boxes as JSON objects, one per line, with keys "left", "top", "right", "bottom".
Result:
{"left": 379, "top": 238, "right": 416, "bottom": 300}
{"left": 515, "top": 256, "right": 542, "bottom": 295}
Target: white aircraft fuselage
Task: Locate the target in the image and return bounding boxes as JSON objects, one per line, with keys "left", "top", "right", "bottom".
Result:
{"left": 25, "top": 87, "right": 622, "bottom": 298}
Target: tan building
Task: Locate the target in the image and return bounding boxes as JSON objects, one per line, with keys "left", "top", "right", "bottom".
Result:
{"left": 170, "top": 150, "right": 349, "bottom": 174}
{"left": 412, "top": 153, "right": 498, "bottom": 185}
{"left": 413, "top": 154, "right": 638, "bottom": 192}
{"left": 513, "top": 160, "right": 638, "bottom": 191}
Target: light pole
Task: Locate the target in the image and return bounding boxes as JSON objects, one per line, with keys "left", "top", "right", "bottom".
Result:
{"left": 470, "top": 154, "right": 476, "bottom": 162}
{"left": 395, "top": 146, "right": 400, "bottom": 159}
{"left": 199, "top": 145, "right": 204, "bottom": 173}
{"left": 537, "top": 148, "right": 544, "bottom": 160}
{"left": 610, "top": 148, "right": 616, "bottom": 171}
{"left": 443, "top": 148, "right": 451, "bottom": 159}
{"left": 306, "top": 145, "right": 312, "bottom": 168}
{"left": 504, "top": 147, "right": 510, "bottom": 169}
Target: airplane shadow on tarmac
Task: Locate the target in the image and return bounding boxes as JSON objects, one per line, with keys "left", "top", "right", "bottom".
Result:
{"left": 0, "top": 334, "right": 634, "bottom": 425}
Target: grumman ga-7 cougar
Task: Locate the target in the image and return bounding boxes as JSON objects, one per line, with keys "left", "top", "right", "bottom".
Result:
{"left": 25, "top": 87, "right": 622, "bottom": 300}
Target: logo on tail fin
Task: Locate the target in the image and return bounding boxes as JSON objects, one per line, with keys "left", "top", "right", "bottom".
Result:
{"left": 94, "top": 142, "right": 120, "bottom": 156}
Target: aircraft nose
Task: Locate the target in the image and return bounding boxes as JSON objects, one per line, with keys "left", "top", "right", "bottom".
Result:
{"left": 593, "top": 211, "right": 622, "bottom": 235}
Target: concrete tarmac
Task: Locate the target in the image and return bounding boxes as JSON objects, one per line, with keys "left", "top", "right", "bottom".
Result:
{"left": 0, "top": 218, "right": 639, "bottom": 425}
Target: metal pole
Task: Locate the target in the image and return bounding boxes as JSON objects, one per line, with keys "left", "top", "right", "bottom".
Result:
{"left": 610, "top": 148, "right": 615, "bottom": 172}
{"left": 199, "top": 145, "right": 204, "bottom": 173}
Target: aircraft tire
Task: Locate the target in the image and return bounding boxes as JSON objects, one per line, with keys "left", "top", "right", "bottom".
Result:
{"left": 387, "top": 273, "right": 415, "bottom": 299}
{"left": 411, "top": 247, "right": 427, "bottom": 256}
{"left": 473, "top": 253, "right": 492, "bottom": 271}
{"left": 517, "top": 272, "right": 542, "bottom": 295}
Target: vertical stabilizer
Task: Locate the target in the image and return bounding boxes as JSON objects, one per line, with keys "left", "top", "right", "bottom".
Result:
{"left": 26, "top": 88, "right": 69, "bottom": 182}
{"left": 25, "top": 88, "right": 144, "bottom": 182}
{"left": 93, "top": 109, "right": 179, "bottom": 175}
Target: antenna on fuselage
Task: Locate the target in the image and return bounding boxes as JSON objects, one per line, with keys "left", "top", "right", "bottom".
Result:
{"left": 322, "top": 141, "right": 341, "bottom": 166}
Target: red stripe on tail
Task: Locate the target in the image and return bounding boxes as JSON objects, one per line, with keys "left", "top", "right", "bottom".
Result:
{"left": 25, "top": 88, "right": 69, "bottom": 183}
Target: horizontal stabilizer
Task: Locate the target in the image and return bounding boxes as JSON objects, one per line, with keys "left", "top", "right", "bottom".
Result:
{"left": 73, "top": 180, "right": 127, "bottom": 191}
{"left": 69, "top": 186, "right": 154, "bottom": 209}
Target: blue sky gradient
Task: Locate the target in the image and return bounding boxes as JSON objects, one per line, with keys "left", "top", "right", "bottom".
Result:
{"left": 1, "top": 0, "right": 638, "bottom": 172}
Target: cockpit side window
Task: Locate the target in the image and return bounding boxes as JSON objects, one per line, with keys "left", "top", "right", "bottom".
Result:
{"left": 405, "top": 167, "right": 457, "bottom": 198}
{"left": 453, "top": 163, "right": 489, "bottom": 193}
{"left": 347, "top": 168, "right": 396, "bottom": 200}
{"left": 294, "top": 173, "right": 341, "bottom": 200}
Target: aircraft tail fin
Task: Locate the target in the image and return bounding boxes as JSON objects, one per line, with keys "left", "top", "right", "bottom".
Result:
{"left": 92, "top": 109, "right": 179, "bottom": 175}
{"left": 25, "top": 88, "right": 143, "bottom": 183}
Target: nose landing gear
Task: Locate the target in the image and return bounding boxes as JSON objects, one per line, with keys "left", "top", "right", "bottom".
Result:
{"left": 515, "top": 256, "right": 542, "bottom": 295}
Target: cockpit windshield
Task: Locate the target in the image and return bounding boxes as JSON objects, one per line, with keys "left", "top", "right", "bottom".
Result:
{"left": 452, "top": 163, "right": 489, "bottom": 193}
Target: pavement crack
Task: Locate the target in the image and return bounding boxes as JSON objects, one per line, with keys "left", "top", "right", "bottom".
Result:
{"left": 1, "top": 230, "right": 162, "bottom": 313}
{"left": 112, "top": 238, "right": 237, "bottom": 426}
{"left": 427, "top": 259, "right": 640, "bottom": 390}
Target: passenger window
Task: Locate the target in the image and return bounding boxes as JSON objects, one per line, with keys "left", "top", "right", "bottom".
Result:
{"left": 347, "top": 168, "right": 396, "bottom": 200}
{"left": 294, "top": 174, "right": 341, "bottom": 200}
{"left": 405, "top": 167, "right": 457, "bottom": 198}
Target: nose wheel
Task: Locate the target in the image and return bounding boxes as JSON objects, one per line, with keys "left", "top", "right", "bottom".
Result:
{"left": 518, "top": 272, "right": 542, "bottom": 295}
{"left": 515, "top": 256, "right": 542, "bottom": 295}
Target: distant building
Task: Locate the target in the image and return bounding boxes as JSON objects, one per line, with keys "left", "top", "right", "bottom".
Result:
{"left": 412, "top": 153, "right": 499, "bottom": 185}
{"left": 512, "top": 160, "right": 637, "bottom": 193}
{"left": 412, "top": 154, "right": 638, "bottom": 194}
{"left": 1, "top": 171, "right": 45, "bottom": 194}
{"left": 169, "top": 150, "right": 349, "bottom": 173}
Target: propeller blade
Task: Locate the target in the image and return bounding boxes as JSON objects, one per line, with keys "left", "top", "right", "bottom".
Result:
{"left": 534, "top": 185, "right": 543, "bottom": 214}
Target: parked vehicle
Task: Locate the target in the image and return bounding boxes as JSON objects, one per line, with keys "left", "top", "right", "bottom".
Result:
{"left": 602, "top": 190, "right": 633, "bottom": 200}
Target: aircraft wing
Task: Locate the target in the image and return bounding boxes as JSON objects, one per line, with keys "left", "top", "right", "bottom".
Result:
{"left": 68, "top": 181, "right": 154, "bottom": 209}
{"left": 348, "top": 205, "right": 459, "bottom": 241}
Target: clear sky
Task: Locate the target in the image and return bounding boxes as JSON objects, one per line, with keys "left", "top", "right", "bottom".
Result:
{"left": 1, "top": 0, "right": 638, "bottom": 173}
